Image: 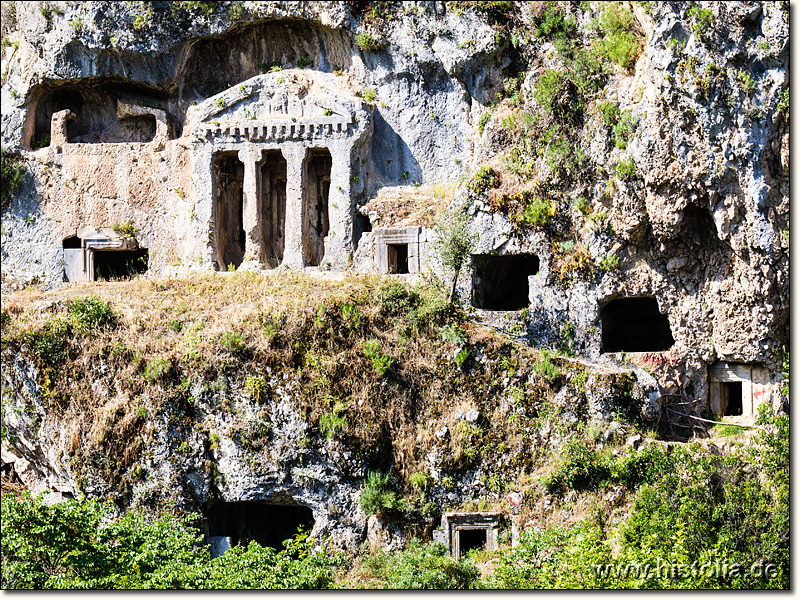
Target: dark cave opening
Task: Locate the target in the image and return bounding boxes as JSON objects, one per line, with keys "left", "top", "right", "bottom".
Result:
{"left": 471, "top": 254, "right": 539, "bottom": 310}
{"left": 207, "top": 501, "right": 315, "bottom": 551}
{"left": 600, "top": 296, "right": 675, "bottom": 353}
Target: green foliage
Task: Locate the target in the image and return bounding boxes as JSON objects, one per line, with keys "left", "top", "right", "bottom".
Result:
{"left": 68, "top": 296, "right": 117, "bottom": 333}
{"left": 687, "top": 5, "right": 714, "bottom": 38}
{"left": 362, "top": 87, "right": 376, "bottom": 103}
{"left": 355, "top": 32, "right": 382, "bottom": 51}
{"left": 29, "top": 318, "right": 71, "bottom": 369}
{"left": 1, "top": 148, "right": 25, "bottom": 209}
{"left": 777, "top": 88, "right": 789, "bottom": 115}
{"left": 468, "top": 165, "right": 500, "bottom": 194}
{"left": 360, "top": 539, "right": 480, "bottom": 589}
{"left": 245, "top": 375, "right": 267, "bottom": 403}
{"left": 318, "top": 399, "right": 348, "bottom": 440}
{"left": 596, "top": 100, "right": 621, "bottom": 126}
{"left": 477, "top": 110, "right": 491, "bottom": 136}
{"left": 0, "top": 495, "right": 336, "bottom": 589}
{"left": 220, "top": 330, "right": 245, "bottom": 353}
{"left": 112, "top": 220, "right": 137, "bottom": 238}
{"left": 362, "top": 339, "right": 392, "bottom": 375}
{"left": 541, "top": 437, "right": 610, "bottom": 494}
{"left": 359, "top": 471, "right": 407, "bottom": 516}
{"left": 532, "top": 349, "right": 559, "bottom": 381}
{"left": 597, "top": 253, "right": 619, "bottom": 271}
{"left": 611, "top": 109, "right": 637, "bottom": 149}
{"left": 593, "top": 2, "right": 642, "bottom": 70}
{"left": 143, "top": 357, "right": 170, "bottom": 382}
{"left": 737, "top": 70, "right": 755, "bottom": 94}
{"left": 409, "top": 471, "right": 432, "bottom": 491}
{"left": 520, "top": 196, "right": 552, "bottom": 228}
{"left": 433, "top": 204, "right": 478, "bottom": 302}
{"left": 614, "top": 156, "right": 636, "bottom": 180}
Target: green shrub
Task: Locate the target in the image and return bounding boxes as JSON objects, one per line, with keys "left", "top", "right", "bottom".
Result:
{"left": 614, "top": 157, "right": 636, "bottom": 180}
{"left": 362, "top": 339, "right": 392, "bottom": 375}
{"left": 409, "top": 471, "right": 432, "bottom": 491}
{"left": 611, "top": 109, "right": 637, "bottom": 149}
{"left": 144, "top": 357, "right": 170, "bottom": 382}
{"left": 1, "top": 148, "right": 25, "bottom": 209}
{"left": 29, "top": 318, "right": 71, "bottom": 369}
{"left": 477, "top": 111, "right": 491, "bottom": 136}
{"left": 597, "top": 253, "right": 619, "bottom": 271}
{"left": 363, "top": 88, "right": 376, "bottom": 103}
{"left": 777, "top": 88, "right": 789, "bottom": 115}
{"left": 468, "top": 165, "right": 500, "bottom": 194}
{"left": 355, "top": 32, "right": 382, "bottom": 51}
{"left": 687, "top": 5, "right": 714, "bottom": 38}
{"left": 68, "top": 296, "right": 117, "bottom": 333}
{"left": 318, "top": 399, "right": 348, "bottom": 440}
{"left": 111, "top": 220, "right": 137, "bottom": 238}
{"left": 596, "top": 100, "right": 621, "bottom": 126}
{"left": 220, "top": 330, "right": 245, "bottom": 353}
{"left": 521, "top": 197, "right": 552, "bottom": 228}
{"left": 360, "top": 539, "right": 480, "bottom": 589}
{"left": 532, "top": 349, "right": 559, "bottom": 380}
{"left": 433, "top": 204, "right": 478, "bottom": 303}
{"left": 359, "top": 471, "right": 407, "bottom": 516}
{"left": 245, "top": 375, "right": 268, "bottom": 403}
{"left": 594, "top": 2, "right": 642, "bottom": 70}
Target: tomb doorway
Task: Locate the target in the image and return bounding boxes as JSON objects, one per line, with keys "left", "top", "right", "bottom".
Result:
{"left": 600, "top": 296, "right": 675, "bottom": 353}
{"left": 213, "top": 152, "right": 246, "bottom": 270}
{"left": 259, "top": 149, "right": 287, "bottom": 268}
{"left": 303, "top": 148, "right": 331, "bottom": 266}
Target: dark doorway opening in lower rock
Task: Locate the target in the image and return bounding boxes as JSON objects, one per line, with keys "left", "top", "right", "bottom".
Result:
{"left": 471, "top": 254, "right": 539, "bottom": 310}
{"left": 207, "top": 502, "right": 314, "bottom": 552}
{"left": 459, "top": 528, "right": 487, "bottom": 555}
{"left": 722, "top": 381, "right": 743, "bottom": 416}
{"left": 600, "top": 296, "right": 675, "bottom": 353}
{"left": 388, "top": 243, "right": 409, "bottom": 274}
{"left": 93, "top": 249, "right": 148, "bottom": 281}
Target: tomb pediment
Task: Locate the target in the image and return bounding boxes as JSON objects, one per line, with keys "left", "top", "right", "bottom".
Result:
{"left": 188, "top": 72, "right": 368, "bottom": 144}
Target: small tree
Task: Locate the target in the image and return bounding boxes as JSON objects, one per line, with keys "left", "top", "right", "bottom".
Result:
{"left": 433, "top": 203, "right": 477, "bottom": 304}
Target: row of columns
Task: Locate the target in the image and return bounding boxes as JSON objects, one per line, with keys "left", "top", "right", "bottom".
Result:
{"left": 233, "top": 143, "right": 351, "bottom": 269}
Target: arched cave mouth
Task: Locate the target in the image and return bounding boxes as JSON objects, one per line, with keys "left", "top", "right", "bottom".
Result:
{"left": 600, "top": 296, "right": 675, "bottom": 353}
{"left": 471, "top": 253, "right": 539, "bottom": 310}
{"left": 207, "top": 501, "right": 315, "bottom": 551}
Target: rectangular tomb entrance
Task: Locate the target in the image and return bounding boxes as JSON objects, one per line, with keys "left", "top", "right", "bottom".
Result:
{"left": 432, "top": 512, "right": 501, "bottom": 560}
{"left": 471, "top": 254, "right": 539, "bottom": 310}
{"left": 259, "top": 149, "right": 287, "bottom": 268}
{"left": 213, "top": 152, "right": 245, "bottom": 270}
{"left": 62, "top": 228, "right": 147, "bottom": 282}
{"left": 599, "top": 296, "right": 675, "bottom": 353}
{"left": 375, "top": 227, "right": 428, "bottom": 275}
{"left": 303, "top": 148, "right": 331, "bottom": 266}
{"left": 709, "top": 362, "right": 755, "bottom": 416}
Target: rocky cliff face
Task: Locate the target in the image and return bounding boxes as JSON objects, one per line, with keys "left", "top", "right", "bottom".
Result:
{"left": 0, "top": 0, "right": 789, "bottom": 551}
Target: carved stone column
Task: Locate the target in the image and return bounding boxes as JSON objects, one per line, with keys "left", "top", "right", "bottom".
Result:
{"left": 238, "top": 146, "right": 261, "bottom": 268}
{"left": 281, "top": 144, "right": 306, "bottom": 268}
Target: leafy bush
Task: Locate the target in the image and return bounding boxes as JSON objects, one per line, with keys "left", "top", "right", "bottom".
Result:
{"left": 360, "top": 539, "right": 480, "bottom": 589}
{"left": 542, "top": 438, "right": 611, "bottom": 494}
{"left": 362, "top": 339, "right": 393, "bottom": 375}
{"left": 532, "top": 349, "right": 559, "bottom": 380}
{"left": 318, "top": 399, "right": 348, "bottom": 440}
{"left": 245, "top": 375, "right": 267, "bottom": 403}
{"left": 596, "top": 100, "right": 620, "bottom": 126}
{"left": 614, "top": 157, "right": 636, "bottom": 180}
{"left": 477, "top": 110, "right": 492, "bottom": 135}
{"left": 68, "top": 296, "right": 117, "bottom": 333}
{"left": 144, "top": 357, "right": 170, "bottom": 382}
{"left": 220, "top": 330, "right": 245, "bottom": 353}
{"left": 111, "top": 220, "right": 137, "bottom": 238}
{"left": 362, "top": 88, "right": 376, "bottom": 102}
{"left": 433, "top": 204, "right": 478, "bottom": 303}
{"left": 520, "top": 197, "right": 552, "bottom": 227}
{"left": 0, "top": 495, "right": 336, "bottom": 589}
{"left": 1, "top": 148, "right": 25, "bottom": 209}
{"left": 687, "top": 5, "right": 714, "bottom": 38}
{"left": 468, "top": 165, "right": 500, "bottom": 194}
{"left": 359, "top": 471, "right": 407, "bottom": 516}
{"left": 29, "top": 318, "right": 71, "bottom": 369}
{"left": 355, "top": 32, "right": 382, "bottom": 51}
{"left": 597, "top": 253, "right": 619, "bottom": 272}
{"left": 611, "top": 109, "right": 637, "bottom": 149}
{"left": 777, "top": 88, "right": 789, "bottom": 115}
{"left": 593, "top": 2, "right": 642, "bottom": 70}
